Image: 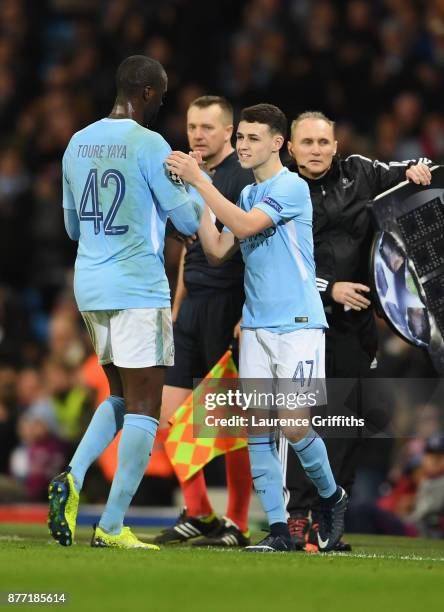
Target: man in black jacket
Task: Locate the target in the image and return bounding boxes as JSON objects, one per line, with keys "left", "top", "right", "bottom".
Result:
{"left": 283, "top": 111, "right": 432, "bottom": 550}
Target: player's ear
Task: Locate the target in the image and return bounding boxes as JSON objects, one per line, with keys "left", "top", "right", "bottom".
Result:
{"left": 273, "top": 134, "right": 284, "bottom": 152}
{"left": 287, "top": 140, "right": 294, "bottom": 158}
{"left": 143, "top": 85, "right": 152, "bottom": 102}
{"left": 226, "top": 124, "right": 234, "bottom": 143}
{"left": 333, "top": 140, "right": 338, "bottom": 156}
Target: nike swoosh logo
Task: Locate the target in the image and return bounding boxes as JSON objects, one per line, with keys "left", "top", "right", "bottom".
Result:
{"left": 336, "top": 488, "right": 346, "bottom": 504}
{"left": 318, "top": 534, "right": 329, "bottom": 549}
{"left": 252, "top": 473, "right": 267, "bottom": 480}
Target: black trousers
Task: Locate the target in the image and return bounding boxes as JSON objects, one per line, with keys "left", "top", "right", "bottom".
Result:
{"left": 281, "top": 330, "right": 374, "bottom": 515}
{"left": 165, "top": 288, "right": 244, "bottom": 389}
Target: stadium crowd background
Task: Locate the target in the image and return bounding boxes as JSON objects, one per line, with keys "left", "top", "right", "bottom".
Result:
{"left": 0, "top": 0, "right": 443, "bottom": 536}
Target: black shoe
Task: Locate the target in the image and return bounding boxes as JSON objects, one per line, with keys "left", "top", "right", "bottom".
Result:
{"left": 192, "top": 518, "right": 250, "bottom": 547}
{"left": 244, "top": 533, "right": 295, "bottom": 553}
{"left": 288, "top": 512, "right": 310, "bottom": 550}
{"left": 309, "top": 511, "right": 352, "bottom": 552}
{"left": 317, "top": 487, "right": 348, "bottom": 552}
{"left": 152, "top": 509, "right": 221, "bottom": 544}
{"left": 333, "top": 539, "right": 352, "bottom": 552}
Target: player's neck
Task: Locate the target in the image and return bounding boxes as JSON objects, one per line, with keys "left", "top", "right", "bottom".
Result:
{"left": 108, "top": 98, "right": 142, "bottom": 124}
{"left": 254, "top": 158, "right": 283, "bottom": 183}
{"left": 205, "top": 144, "right": 234, "bottom": 171}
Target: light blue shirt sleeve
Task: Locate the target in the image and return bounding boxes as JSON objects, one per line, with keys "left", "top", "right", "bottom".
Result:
{"left": 62, "top": 152, "right": 76, "bottom": 211}
{"left": 142, "top": 135, "right": 193, "bottom": 213}
{"left": 252, "top": 174, "right": 310, "bottom": 225}
{"left": 166, "top": 170, "right": 210, "bottom": 234}
{"left": 62, "top": 149, "right": 79, "bottom": 239}
{"left": 168, "top": 201, "right": 203, "bottom": 235}
{"left": 137, "top": 134, "right": 203, "bottom": 234}
{"left": 64, "top": 208, "right": 80, "bottom": 240}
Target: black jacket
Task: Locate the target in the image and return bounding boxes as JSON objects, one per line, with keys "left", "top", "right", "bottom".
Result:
{"left": 297, "top": 154, "right": 431, "bottom": 357}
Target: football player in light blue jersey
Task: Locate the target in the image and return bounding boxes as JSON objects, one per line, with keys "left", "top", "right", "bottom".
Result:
{"left": 48, "top": 55, "right": 203, "bottom": 551}
{"left": 166, "top": 104, "right": 348, "bottom": 553}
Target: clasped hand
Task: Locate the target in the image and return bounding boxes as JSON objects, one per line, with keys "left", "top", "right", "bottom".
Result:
{"left": 166, "top": 151, "right": 202, "bottom": 185}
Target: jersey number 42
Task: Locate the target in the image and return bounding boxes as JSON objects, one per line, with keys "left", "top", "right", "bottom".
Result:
{"left": 79, "top": 168, "right": 128, "bottom": 235}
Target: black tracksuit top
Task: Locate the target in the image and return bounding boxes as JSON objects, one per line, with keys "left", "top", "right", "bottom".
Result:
{"left": 294, "top": 154, "right": 431, "bottom": 354}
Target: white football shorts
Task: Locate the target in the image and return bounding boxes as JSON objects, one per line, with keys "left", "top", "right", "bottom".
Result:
{"left": 239, "top": 327, "right": 326, "bottom": 407}
{"left": 81, "top": 307, "right": 174, "bottom": 368}
{"left": 239, "top": 327, "right": 325, "bottom": 380}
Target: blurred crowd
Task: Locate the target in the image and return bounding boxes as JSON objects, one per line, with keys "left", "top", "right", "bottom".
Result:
{"left": 0, "top": 0, "right": 443, "bottom": 532}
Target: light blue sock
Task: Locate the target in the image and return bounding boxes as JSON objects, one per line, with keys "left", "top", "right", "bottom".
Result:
{"left": 248, "top": 435, "right": 286, "bottom": 526}
{"left": 289, "top": 431, "right": 337, "bottom": 498}
{"left": 69, "top": 395, "right": 125, "bottom": 492}
{"left": 99, "top": 413, "right": 158, "bottom": 535}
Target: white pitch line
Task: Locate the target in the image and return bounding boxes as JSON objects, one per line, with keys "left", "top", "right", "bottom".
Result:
{"left": 204, "top": 548, "right": 444, "bottom": 562}
{"left": 309, "top": 552, "right": 444, "bottom": 562}
{"left": 10, "top": 534, "right": 444, "bottom": 561}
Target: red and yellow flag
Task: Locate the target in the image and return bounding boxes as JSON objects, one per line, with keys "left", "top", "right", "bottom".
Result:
{"left": 164, "top": 350, "right": 247, "bottom": 481}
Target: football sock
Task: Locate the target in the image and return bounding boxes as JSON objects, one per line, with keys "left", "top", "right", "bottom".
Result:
{"left": 270, "top": 522, "right": 291, "bottom": 538}
{"left": 289, "top": 430, "right": 337, "bottom": 498}
{"left": 248, "top": 435, "right": 286, "bottom": 526}
{"left": 225, "top": 446, "right": 251, "bottom": 533}
{"left": 181, "top": 470, "right": 213, "bottom": 517}
{"left": 320, "top": 486, "right": 341, "bottom": 506}
{"left": 69, "top": 395, "right": 125, "bottom": 492}
{"left": 99, "top": 414, "right": 158, "bottom": 535}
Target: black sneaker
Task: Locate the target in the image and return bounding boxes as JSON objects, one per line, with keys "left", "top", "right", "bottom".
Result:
{"left": 244, "top": 533, "right": 295, "bottom": 553}
{"left": 288, "top": 512, "right": 310, "bottom": 550}
{"left": 309, "top": 511, "right": 352, "bottom": 552}
{"left": 317, "top": 487, "right": 348, "bottom": 552}
{"left": 152, "top": 509, "right": 221, "bottom": 544}
{"left": 192, "top": 518, "right": 250, "bottom": 547}
{"left": 332, "top": 539, "right": 352, "bottom": 552}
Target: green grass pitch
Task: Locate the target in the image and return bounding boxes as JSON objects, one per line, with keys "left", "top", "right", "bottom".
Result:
{"left": 0, "top": 524, "right": 443, "bottom": 612}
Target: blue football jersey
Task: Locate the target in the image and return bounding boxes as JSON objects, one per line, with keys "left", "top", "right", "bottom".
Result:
{"left": 62, "top": 118, "right": 200, "bottom": 311}
{"left": 237, "top": 167, "right": 327, "bottom": 332}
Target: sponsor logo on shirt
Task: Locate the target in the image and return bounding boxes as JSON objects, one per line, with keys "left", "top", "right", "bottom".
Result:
{"left": 261, "top": 196, "right": 282, "bottom": 212}
{"left": 241, "top": 227, "right": 277, "bottom": 253}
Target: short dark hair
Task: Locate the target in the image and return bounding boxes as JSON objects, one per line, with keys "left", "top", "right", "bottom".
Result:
{"left": 240, "top": 103, "right": 287, "bottom": 137}
{"left": 116, "top": 55, "right": 166, "bottom": 96}
{"left": 189, "top": 95, "right": 233, "bottom": 124}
